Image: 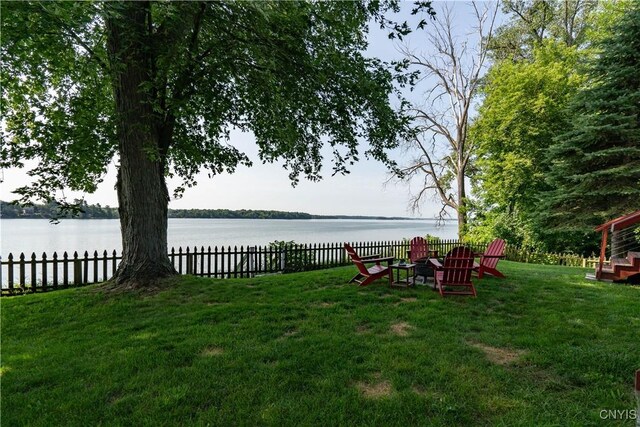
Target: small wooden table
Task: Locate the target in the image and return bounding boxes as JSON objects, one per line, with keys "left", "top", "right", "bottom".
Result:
{"left": 390, "top": 263, "right": 416, "bottom": 288}
{"left": 427, "top": 258, "right": 443, "bottom": 270}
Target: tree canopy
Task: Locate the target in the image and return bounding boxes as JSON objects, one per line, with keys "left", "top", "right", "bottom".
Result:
{"left": 2, "top": 1, "right": 414, "bottom": 200}
{"left": 1, "top": 1, "right": 434, "bottom": 285}
{"left": 466, "top": 0, "right": 640, "bottom": 254}
{"left": 546, "top": 1, "right": 640, "bottom": 229}
{"left": 468, "top": 41, "right": 584, "bottom": 248}
{"left": 488, "top": 0, "right": 596, "bottom": 61}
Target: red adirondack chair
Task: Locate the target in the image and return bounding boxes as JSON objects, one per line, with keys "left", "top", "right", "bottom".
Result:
{"left": 429, "top": 246, "right": 476, "bottom": 297}
{"left": 344, "top": 243, "right": 394, "bottom": 286}
{"left": 474, "top": 238, "right": 506, "bottom": 279}
{"left": 407, "top": 236, "right": 438, "bottom": 263}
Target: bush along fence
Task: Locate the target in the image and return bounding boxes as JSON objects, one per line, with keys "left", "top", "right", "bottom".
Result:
{"left": 1, "top": 239, "right": 600, "bottom": 295}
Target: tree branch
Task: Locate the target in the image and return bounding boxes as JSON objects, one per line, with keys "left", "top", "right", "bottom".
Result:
{"left": 39, "top": 3, "right": 109, "bottom": 71}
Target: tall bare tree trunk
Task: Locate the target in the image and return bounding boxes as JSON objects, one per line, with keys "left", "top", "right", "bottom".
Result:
{"left": 393, "top": 2, "right": 497, "bottom": 238}
{"left": 457, "top": 164, "right": 467, "bottom": 239}
{"left": 106, "top": 2, "right": 176, "bottom": 286}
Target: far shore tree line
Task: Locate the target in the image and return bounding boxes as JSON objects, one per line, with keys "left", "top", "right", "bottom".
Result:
{"left": 2, "top": 0, "right": 638, "bottom": 288}
{"left": 0, "top": 200, "right": 414, "bottom": 221}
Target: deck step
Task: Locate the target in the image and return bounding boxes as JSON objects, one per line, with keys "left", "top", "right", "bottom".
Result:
{"left": 596, "top": 251, "right": 640, "bottom": 281}
{"left": 611, "top": 257, "right": 632, "bottom": 266}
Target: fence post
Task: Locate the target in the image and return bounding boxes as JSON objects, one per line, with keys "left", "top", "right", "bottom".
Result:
{"left": 73, "top": 251, "right": 83, "bottom": 285}
{"left": 193, "top": 246, "right": 199, "bottom": 275}
{"left": 19, "top": 253, "right": 26, "bottom": 288}
{"left": 83, "top": 251, "right": 89, "bottom": 284}
{"left": 42, "top": 252, "right": 49, "bottom": 288}
{"left": 102, "top": 250, "right": 108, "bottom": 282}
{"left": 53, "top": 252, "right": 58, "bottom": 288}
{"left": 192, "top": 246, "right": 198, "bottom": 275}
{"left": 31, "top": 253, "right": 37, "bottom": 291}
{"left": 7, "top": 254, "right": 14, "bottom": 294}
{"left": 214, "top": 246, "right": 220, "bottom": 278}
{"left": 200, "top": 246, "right": 205, "bottom": 277}
{"left": 233, "top": 246, "right": 238, "bottom": 278}
{"left": 63, "top": 252, "right": 70, "bottom": 286}
{"left": 248, "top": 246, "right": 256, "bottom": 277}
{"left": 281, "top": 245, "right": 288, "bottom": 272}
{"left": 219, "top": 246, "right": 224, "bottom": 278}
{"left": 186, "top": 247, "right": 192, "bottom": 275}
{"left": 93, "top": 251, "right": 99, "bottom": 283}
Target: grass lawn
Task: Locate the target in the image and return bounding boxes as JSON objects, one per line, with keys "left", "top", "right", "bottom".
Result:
{"left": 2, "top": 261, "right": 639, "bottom": 426}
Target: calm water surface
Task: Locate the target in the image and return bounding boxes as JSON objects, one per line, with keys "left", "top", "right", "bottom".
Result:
{"left": 1, "top": 218, "right": 457, "bottom": 256}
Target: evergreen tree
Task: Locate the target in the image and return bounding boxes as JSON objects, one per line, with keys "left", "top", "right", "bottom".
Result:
{"left": 546, "top": 3, "right": 640, "bottom": 231}
{"left": 466, "top": 0, "right": 599, "bottom": 252}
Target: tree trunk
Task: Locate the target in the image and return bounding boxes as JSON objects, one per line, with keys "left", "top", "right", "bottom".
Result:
{"left": 457, "top": 164, "right": 467, "bottom": 240}
{"left": 106, "top": 2, "right": 177, "bottom": 286}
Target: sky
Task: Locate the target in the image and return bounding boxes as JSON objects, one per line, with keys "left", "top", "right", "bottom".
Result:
{"left": 1, "top": 1, "right": 505, "bottom": 218}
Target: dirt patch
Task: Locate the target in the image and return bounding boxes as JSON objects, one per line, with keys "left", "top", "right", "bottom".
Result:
{"left": 107, "top": 391, "right": 123, "bottom": 405}
{"left": 412, "top": 385, "right": 427, "bottom": 396}
{"left": 467, "top": 341, "right": 525, "bottom": 365}
{"left": 205, "top": 301, "right": 227, "bottom": 306}
{"left": 411, "top": 385, "right": 436, "bottom": 398}
{"left": 201, "top": 346, "right": 224, "bottom": 357}
{"left": 355, "top": 375, "right": 393, "bottom": 399}
{"left": 356, "top": 324, "right": 371, "bottom": 334}
{"left": 316, "top": 302, "right": 335, "bottom": 308}
{"left": 282, "top": 329, "right": 298, "bottom": 338}
{"left": 390, "top": 322, "right": 414, "bottom": 337}
{"left": 411, "top": 385, "right": 441, "bottom": 398}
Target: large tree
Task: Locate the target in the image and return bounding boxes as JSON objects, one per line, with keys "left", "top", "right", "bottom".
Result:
{"left": 392, "top": 1, "right": 498, "bottom": 238}
{"left": 466, "top": 0, "right": 600, "bottom": 252}
{"left": 546, "top": 1, "right": 640, "bottom": 230}
{"left": 1, "top": 1, "right": 433, "bottom": 287}
{"left": 488, "top": 0, "right": 596, "bottom": 61}
{"left": 467, "top": 41, "right": 584, "bottom": 249}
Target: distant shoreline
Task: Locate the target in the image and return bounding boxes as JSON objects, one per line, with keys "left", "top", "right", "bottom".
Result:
{"left": 1, "top": 201, "right": 444, "bottom": 221}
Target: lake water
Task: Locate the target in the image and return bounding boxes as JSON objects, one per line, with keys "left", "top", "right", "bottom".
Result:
{"left": 1, "top": 218, "right": 457, "bottom": 256}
